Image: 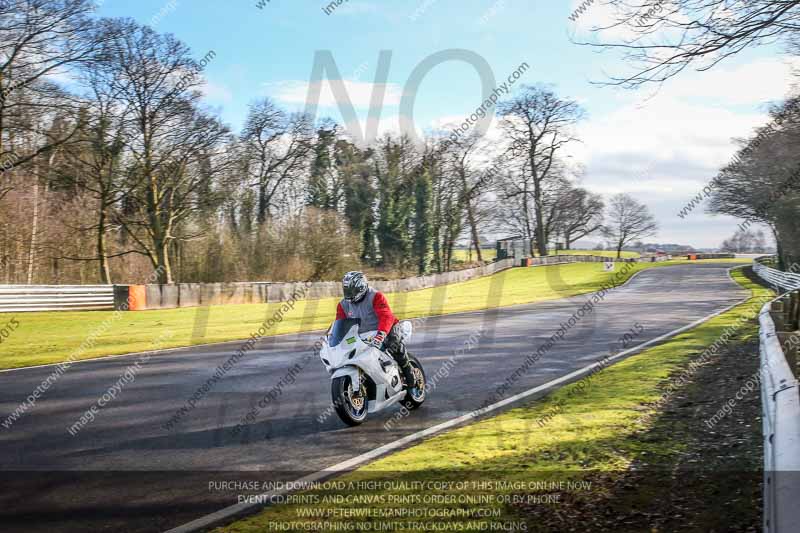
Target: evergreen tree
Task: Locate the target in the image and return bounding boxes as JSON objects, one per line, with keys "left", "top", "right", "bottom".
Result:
{"left": 413, "top": 169, "right": 433, "bottom": 274}
{"left": 307, "top": 123, "right": 337, "bottom": 209}
{"left": 339, "top": 141, "right": 377, "bottom": 263}
{"left": 375, "top": 136, "right": 415, "bottom": 269}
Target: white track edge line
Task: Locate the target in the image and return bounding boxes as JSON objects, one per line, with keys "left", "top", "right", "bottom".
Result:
{"left": 165, "top": 269, "right": 750, "bottom": 533}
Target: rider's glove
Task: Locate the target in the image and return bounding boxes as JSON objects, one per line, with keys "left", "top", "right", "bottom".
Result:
{"left": 370, "top": 331, "right": 387, "bottom": 349}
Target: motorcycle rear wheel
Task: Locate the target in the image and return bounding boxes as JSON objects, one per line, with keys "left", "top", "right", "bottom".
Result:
{"left": 401, "top": 355, "right": 426, "bottom": 410}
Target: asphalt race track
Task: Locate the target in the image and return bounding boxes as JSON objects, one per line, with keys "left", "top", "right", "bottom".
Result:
{"left": 0, "top": 263, "right": 748, "bottom": 532}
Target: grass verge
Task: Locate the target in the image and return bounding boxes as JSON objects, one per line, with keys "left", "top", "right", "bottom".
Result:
{"left": 216, "top": 267, "right": 769, "bottom": 533}
{"left": 450, "top": 248, "right": 642, "bottom": 262}
{"left": 1, "top": 259, "right": 749, "bottom": 370}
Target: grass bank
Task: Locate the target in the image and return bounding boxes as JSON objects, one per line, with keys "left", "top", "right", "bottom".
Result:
{"left": 450, "top": 248, "right": 642, "bottom": 262}
{"left": 1, "top": 259, "right": 748, "bottom": 370}
{"left": 217, "top": 267, "right": 768, "bottom": 532}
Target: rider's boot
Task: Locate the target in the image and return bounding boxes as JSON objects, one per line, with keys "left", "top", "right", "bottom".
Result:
{"left": 400, "top": 360, "right": 417, "bottom": 389}
{"left": 387, "top": 326, "right": 417, "bottom": 389}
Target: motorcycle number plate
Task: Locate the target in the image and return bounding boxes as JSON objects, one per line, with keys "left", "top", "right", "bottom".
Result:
{"left": 346, "top": 337, "right": 356, "bottom": 344}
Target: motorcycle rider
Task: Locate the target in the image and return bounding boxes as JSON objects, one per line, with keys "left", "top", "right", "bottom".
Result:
{"left": 336, "top": 271, "right": 417, "bottom": 388}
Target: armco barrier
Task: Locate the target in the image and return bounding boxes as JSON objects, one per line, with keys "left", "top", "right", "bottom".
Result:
{"left": 753, "top": 257, "right": 800, "bottom": 532}
{"left": 528, "top": 254, "right": 667, "bottom": 265}
{"left": 125, "top": 259, "right": 517, "bottom": 310}
{"left": 0, "top": 285, "right": 114, "bottom": 312}
{"left": 115, "top": 255, "right": 676, "bottom": 310}
{"left": 755, "top": 257, "right": 800, "bottom": 292}
{"left": 691, "top": 253, "right": 735, "bottom": 260}
{"left": 3, "top": 253, "right": 678, "bottom": 313}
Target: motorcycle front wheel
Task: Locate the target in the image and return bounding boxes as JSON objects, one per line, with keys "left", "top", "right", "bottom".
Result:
{"left": 332, "top": 375, "right": 368, "bottom": 426}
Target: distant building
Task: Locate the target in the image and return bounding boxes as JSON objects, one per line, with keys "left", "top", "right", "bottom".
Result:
{"left": 496, "top": 236, "right": 532, "bottom": 260}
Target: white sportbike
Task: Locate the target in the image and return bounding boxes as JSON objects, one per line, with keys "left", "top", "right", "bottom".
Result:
{"left": 319, "top": 318, "right": 426, "bottom": 426}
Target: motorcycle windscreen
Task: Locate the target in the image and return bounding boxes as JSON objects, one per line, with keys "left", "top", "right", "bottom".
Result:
{"left": 328, "top": 318, "right": 361, "bottom": 347}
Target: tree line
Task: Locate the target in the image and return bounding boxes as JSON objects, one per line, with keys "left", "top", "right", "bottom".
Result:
{"left": 1, "top": 1, "right": 660, "bottom": 285}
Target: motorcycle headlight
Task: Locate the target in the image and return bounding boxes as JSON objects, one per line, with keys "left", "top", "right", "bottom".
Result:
{"left": 321, "top": 358, "right": 330, "bottom": 366}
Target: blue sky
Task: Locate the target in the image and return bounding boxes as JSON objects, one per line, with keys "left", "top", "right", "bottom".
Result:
{"left": 94, "top": 0, "right": 795, "bottom": 248}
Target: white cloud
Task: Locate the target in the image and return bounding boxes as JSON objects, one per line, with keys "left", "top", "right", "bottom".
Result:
{"left": 643, "top": 57, "right": 800, "bottom": 106}
{"left": 569, "top": 57, "right": 797, "bottom": 246}
{"left": 426, "top": 56, "right": 793, "bottom": 247}
{"left": 200, "top": 80, "right": 233, "bottom": 104}
{"left": 264, "top": 79, "right": 402, "bottom": 109}
{"left": 577, "top": 57, "right": 796, "bottom": 181}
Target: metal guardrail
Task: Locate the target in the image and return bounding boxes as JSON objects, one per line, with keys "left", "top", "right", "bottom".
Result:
{"left": 0, "top": 254, "right": 718, "bottom": 313}
{"left": 754, "top": 257, "right": 800, "bottom": 532}
{"left": 0, "top": 285, "right": 114, "bottom": 312}
{"left": 754, "top": 257, "right": 800, "bottom": 292}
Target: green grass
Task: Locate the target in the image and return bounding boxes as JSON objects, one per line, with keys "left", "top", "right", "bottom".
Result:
{"left": 218, "top": 268, "right": 770, "bottom": 532}
{"left": 450, "top": 248, "right": 641, "bottom": 262}
{"left": 451, "top": 248, "right": 498, "bottom": 262}
{"left": 1, "top": 259, "right": 750, "bottom": 370}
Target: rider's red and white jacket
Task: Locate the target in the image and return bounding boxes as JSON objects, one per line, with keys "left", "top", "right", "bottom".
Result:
{"left": 335, "top": 289, "right": 398, "bottom": 333}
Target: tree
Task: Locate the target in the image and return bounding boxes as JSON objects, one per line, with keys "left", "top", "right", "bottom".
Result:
{"left": 497, "top": 160, "right": 536, "bottom": 256}
{"left": 539, "top": 176, "right": 576, "bottom": 248}
{"left": 581, "top": 1, "right": 800, "bottom": 87}
{"left": 241, "top": 98, "right": 313, "bottom": 225}
{"left": 300, "top": 208, "right": 361, "bottom": 281}
{"left": 53, "top": 78, "right": 133, "bottom": 284}
{"left": 556, "top": 187, "right": 605, "bottom": 249}
{"left": 708, "top": 95, "right": 800, "bottom": 268}
{"left": 374, "top": 134, "right": 416, "bottom": 270}
{"left": 0, "top": 0, "right": 108, "bottom": 172}
{"left": 602, "top": 193, "right": 658, "bottom": 258}
{"left": 338, "top": 139, "right": 377, "bottom": 263}
{"left": 412, "top": 167, "right": 433, "bottom": 274}
{"left": 441, "top": 132, "right": 493, "bottom": 262}
{"left": 99, "top": 21, "right": 231, "bottom": 283}
{"left": 498, "top": 85, "right": 585, "bottom": 256}
{"left": 720, "top": 229, "right": 768, "bottom": 253}
{"left": 307, "top": 120, "right": 337, "bottom": 209}
{"left": 425, "top": 140, "right": 464, "bottom": 272}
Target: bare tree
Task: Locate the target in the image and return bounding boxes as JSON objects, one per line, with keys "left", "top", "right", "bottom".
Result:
{"left": 709, "top": 95, "right": 800, "bottom": 267}
{"left": 99, "top": 21, "right": 231, "bottom": 283}
{"left": 555, "top": 187, "right": 605, "bottom": 249}
{"left": 241, "top": 98, "right": 313, "bottom": 225}
{"left": 497, "top": 159, "right": 536, "bottom": 255}
{"left": 580, "top": 0, "right": 800, "bottom": 87}
{"left": 536, "top": 173, "right": 593, "bottom": 249}
{"left": 602, "top": 193, "right": 658, "bottom": 258}
{"left": 720, "top": 229, "right": 768, "bottom": 253}
{"left": 42, "top": 44, "right": 152, "bottom": 285}
{"left": 441, "top": 132, "right": 492, "bottom": 262}
{"left": 0, "top": 0, "right": 107, "bottom": 170}
{"left": 498, "top": 85, "right": 585, "bottom": 256}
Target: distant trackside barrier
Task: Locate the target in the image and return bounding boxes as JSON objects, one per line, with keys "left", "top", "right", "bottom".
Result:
{"left": 0, "top": 254, "right": 683, "bottom": 313}
{"left": 0, "top": 285, "right": 114, "bottom": 312}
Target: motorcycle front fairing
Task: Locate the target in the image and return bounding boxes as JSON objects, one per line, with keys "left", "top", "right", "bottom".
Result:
{"left": 319, "top": 319, "right": 404, "bottom": 411}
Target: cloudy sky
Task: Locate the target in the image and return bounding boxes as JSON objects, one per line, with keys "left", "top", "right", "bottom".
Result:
{"left": 96, "top": 0, "right": 797, "bottom": 248}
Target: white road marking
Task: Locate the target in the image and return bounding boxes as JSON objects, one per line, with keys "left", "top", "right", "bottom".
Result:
{"left": 166, "top": 267, "right": 750, "bottom": 533}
